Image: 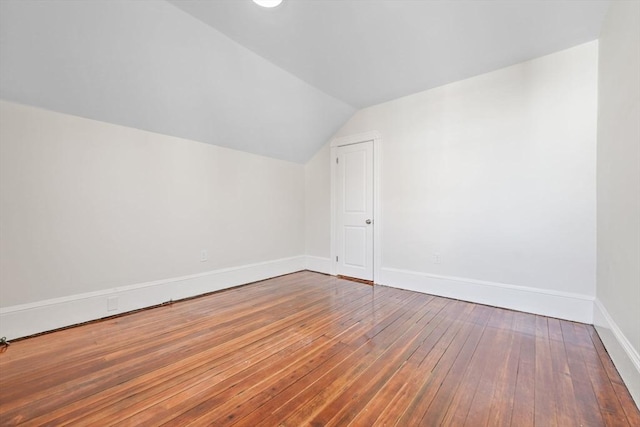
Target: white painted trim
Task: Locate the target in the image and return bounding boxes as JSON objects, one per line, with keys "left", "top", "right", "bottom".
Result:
{"left": 0, "top": 256, "right": 306, "bottom": 340}
{"left": 593, "top": 299, "right": 640, "bottom": 407}
{"left": 379, "top": 267, "right": 594, "bottom": 323}
{"left": 329, "top": 131, "right": 382, "bottom": 282}
{"left": 305, "top": 256, "right": 332, "bottom": 274}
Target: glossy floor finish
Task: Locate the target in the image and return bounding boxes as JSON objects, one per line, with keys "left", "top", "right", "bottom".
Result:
{"left": 1, "top": 271, "right": 638, "bottom": 426}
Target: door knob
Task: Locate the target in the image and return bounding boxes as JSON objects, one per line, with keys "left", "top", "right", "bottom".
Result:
{"left": 366, "top": 219, "right": 372, "bottom": 224}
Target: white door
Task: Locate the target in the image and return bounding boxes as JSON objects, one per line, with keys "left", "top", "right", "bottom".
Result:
{"left": 336, "top": 141, "right": 374, "bottom": 281}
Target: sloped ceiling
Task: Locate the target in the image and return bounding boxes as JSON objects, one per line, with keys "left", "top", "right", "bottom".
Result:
{"left": 1, "top": 0, "right": 610, "bottom": 163}
{"left": 171, "top": 0, "right": 610, "bottom": 109}
{"left": 0, "top": 0, "right": 354, "bottom": 163}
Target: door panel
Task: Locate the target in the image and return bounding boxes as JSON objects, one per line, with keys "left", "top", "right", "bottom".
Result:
{"left": 336, "top": 141, "right": 373, "bottom": 281}
{"left": 344, "top": 226, "right": 366, "bottom": 267}
{"left": 344, "top": 150, "right": 367, "bottom": 212}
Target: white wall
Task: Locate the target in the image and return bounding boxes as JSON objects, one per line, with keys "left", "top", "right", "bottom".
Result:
{"left": 305, "top": 144, "right": 331, "bottom": 270}
{"left": 0, "top": 101, "right": 305, "bottom": 337}
{"left": 308, "top": 42, "right": 598, "bottom": 322}
{"left": 594, "top": 0, "right": 640, "bottom": 406}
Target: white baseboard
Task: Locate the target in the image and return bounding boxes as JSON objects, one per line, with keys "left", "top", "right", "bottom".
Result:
{"left": 305, "top": 256, "right": 331, "bottom": 274}
{"left": 593, "top": 299, "right": 640, "bottom": 407}
{"left": 0, "top": 256, "right": 306, "bottom": 340}
{"left": 378, "top": 267, "right": 594, "bottom": 323}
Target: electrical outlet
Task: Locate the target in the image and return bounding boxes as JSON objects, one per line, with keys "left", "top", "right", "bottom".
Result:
{"left": 433, "top": 253, "right": 441, "bottom": 265}
{"left": 107, "top": 296, "right": 119, "bottom": 312}
{"left": 200, "top": 249, "right": 208, "bottom": 262}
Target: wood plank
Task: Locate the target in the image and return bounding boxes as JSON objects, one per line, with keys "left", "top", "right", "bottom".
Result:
{"left": 28, "top": 281, "right": 374, "bottom": 425}
{"left": 383, "top": 301, "right": 481, "bottom": 425}
{"left": 414, "top": 304, "right": 494, "bottom": 425}
{"left": 0, "top": 272, "right": 311, "bottom": 368}
{"left": 182, "top": 294, "right": 438, "bottom": 425}
{"left": 509, "top": 311, "right": 536, "bottom": 427}
{"left": 349, "top": 299, "right": 469, "bottom": 426}
{"left": 223, "top": 290, "right": 426, "bottom": 427}
{"left": 533, "top": 315, "right": 559, "bottom": 426}
{"left": 561, "top": 320, "right": 606, "bottom": 426}
{"left": 463, "top": 309, "right": 516, "bottom": 426}
{"left": 1, "top": 276, "right": 362, "bottom": 422}
{"left": 26, "top": 295, "right": 371, "bottom": 425}
{"left": 95, "top": 285, "right": 417, "bottom": 425}
{"left": 547, "top": 317, "right": 580, "bottom": 426}
{"left": 253, "top": 294, "right": 439, "bottom": 426}
{"left": 485, "top": 311, "right": 522, "bottom": 427}
{"left": 310, "top": 296, "right": 458, "bottom": 426}
{"left": 584, "top": 326, "right": 638, "bottom": 426}
{"left": 0, "top": 272, "right": 637, "bottom": 426}
{"left": 151, "top": 289, "right": 422, "bottom": 426}
{"left": 0, "top": 274, "right": 327, "bottom": 396}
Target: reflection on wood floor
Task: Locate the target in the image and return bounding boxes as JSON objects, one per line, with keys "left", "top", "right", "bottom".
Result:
{"left": 1, "top": 271, "right": 638, "bottom": 426}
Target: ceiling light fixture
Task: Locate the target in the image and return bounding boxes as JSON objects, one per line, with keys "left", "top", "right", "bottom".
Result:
{"left": 253, "top": 0, "right": 282, "bottom": 8}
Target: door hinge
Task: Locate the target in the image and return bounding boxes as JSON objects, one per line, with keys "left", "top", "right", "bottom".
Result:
{"left": 336, "top": 157, "right": 339, "bottom": 164}
{"left": 336, "top": 256, "right": 338, "bottom": 262}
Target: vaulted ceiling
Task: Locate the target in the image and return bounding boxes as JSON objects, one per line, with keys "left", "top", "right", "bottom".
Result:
{"left": 0, "top": 0, "right": 610, "bottom": 163}
{"left": 171, "top": 0, "right": 610, "bottom": 109}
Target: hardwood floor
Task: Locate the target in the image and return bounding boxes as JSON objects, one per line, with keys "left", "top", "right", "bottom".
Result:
{"left": 1, "top": 271, "right": 638, "bottom": 426}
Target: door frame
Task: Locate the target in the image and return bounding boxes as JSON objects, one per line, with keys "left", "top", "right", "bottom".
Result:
{"left": 330, "top": 131, "right": 382, "bottom": 283}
